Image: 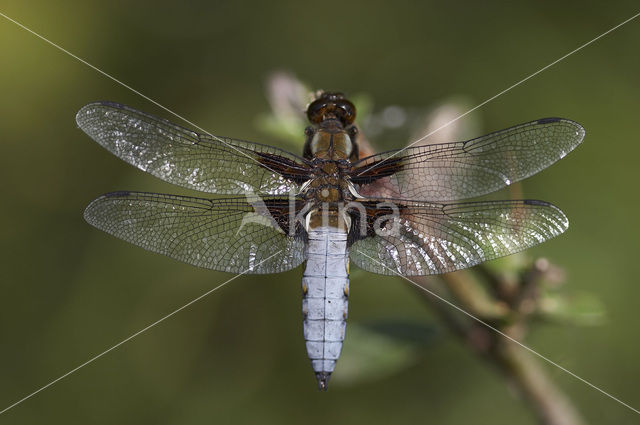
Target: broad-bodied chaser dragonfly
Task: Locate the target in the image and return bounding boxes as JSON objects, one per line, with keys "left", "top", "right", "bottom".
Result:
{"left": 78, "top": 93, "right": 584, "bottom": 390}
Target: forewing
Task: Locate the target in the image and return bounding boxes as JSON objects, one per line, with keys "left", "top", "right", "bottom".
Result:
{"left": 351, "top": 118, "right": 584, "bottom": 201}
{"left": 350, "top": 199, "right": 568, "bottom": 276}
{"left": 77, "top": 102, "right": 310, "bottom": 195}
{"left": 84, "top": 192, "right": 307, "bottom": 274}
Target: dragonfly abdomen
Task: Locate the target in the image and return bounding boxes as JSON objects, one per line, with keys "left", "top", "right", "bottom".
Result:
{"left": 302, "top": 226, "right": 349, "bottom": 391}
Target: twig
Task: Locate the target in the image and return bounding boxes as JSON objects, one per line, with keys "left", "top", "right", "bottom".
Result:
{"left": 409, "top": 264, "right": 586, "bottom": 425}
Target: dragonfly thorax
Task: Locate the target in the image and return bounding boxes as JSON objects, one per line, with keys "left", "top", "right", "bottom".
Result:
{"left": 308, "top": 127, "right": 354, "bottom": 160}
{"left": 299, "top": 159, "right": 357, "bottom": 204}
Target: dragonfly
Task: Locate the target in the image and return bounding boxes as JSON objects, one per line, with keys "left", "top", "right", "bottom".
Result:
{"left": 78, "top": 92, "right": 584, "bottom": 390}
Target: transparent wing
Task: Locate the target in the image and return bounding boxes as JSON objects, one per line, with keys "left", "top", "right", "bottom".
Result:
{"left": 351, "top": 118, "right": 584, "bottom": 202}
{"left": 84, "top": 191, "right": 307, "bottom": 274}
{"left": 77, "top": 102, "right": 311, "bottom": 195}
{"left": 350, "top": 199, "right": 568, "bottom": 276}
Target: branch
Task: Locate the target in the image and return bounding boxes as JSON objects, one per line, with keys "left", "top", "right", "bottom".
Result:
{"left": 409, "top": 261, "right": 586, "bottom": 425}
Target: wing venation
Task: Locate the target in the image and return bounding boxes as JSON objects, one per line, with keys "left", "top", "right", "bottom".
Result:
{"left": 77, "top": 102, "right": 310, "bottom": 195}
{"left": 84, "top": 191, "right": 307, "bottom": 274}
{"left": 350, "top": 199, "right": 568, "bottom": 275}
{"left": 351, "top": 118, "right": 584, "bottom": 201}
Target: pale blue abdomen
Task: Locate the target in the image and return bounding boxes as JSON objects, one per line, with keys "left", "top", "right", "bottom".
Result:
{"left": 302, "top": 226, "right": 349, "bottom": 390}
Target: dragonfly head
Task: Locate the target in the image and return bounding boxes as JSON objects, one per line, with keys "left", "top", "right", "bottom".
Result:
{"left": 306, "top": 92, "right": 356, "bottom": 127}
{"left": 304, "top": 92, "right": 359, "bottom": 160}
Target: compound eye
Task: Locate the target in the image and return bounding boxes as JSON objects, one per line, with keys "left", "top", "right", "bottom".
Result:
{"left": 336, "top": 99, "right": 356, "bottom": 125}
{"left": 307, "top": 98, "right": 328, "bottom": 124}
{"left": 307, "top": 109, "right": 320, "bottom": 124}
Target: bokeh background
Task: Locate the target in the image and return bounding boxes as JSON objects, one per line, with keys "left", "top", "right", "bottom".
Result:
{"left": 1, "top": 1, "right": 639, "bottom": 424}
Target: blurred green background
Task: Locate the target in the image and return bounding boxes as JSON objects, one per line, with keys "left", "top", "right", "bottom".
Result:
{"left": 1, "top": 1, "right": 639, "bottom": 424}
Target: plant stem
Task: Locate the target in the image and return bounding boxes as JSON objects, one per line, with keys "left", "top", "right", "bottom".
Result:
{"left": 410, "top": 273, "right": 586, "bottom": 425}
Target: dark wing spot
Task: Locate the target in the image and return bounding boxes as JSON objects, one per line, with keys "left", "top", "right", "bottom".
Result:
{"left": 104, "top": 191, "right": 131, "bottom": 198}
{"left": 524, "top": 199, "right": 551, "bottom": 206}
{"left": 537, "top": 117, "right": 562, "bottom": 124}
